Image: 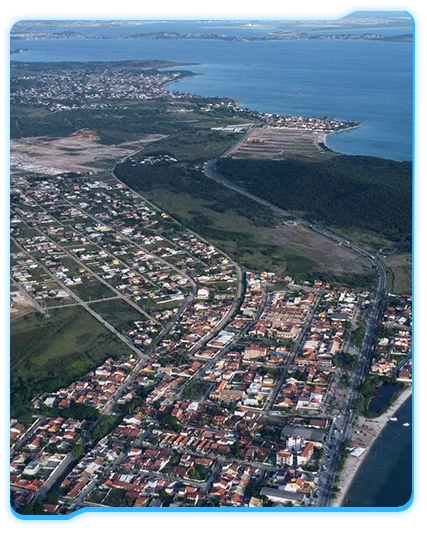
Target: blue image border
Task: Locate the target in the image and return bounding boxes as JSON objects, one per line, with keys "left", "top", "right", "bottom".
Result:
{"left": 0, "top": 5, "right": 424, "bottom": 530}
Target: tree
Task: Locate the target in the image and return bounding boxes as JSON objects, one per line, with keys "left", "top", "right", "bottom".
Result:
{"left": 72, "top": 443, "right": 85, "bottom": 457}
{"left": 45, "top": 491, "right": 59, "bottom": 505}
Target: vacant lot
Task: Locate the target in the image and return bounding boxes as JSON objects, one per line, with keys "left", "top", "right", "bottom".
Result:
{"left": 71, "top": 276, "right": 116, "bottom": 302}
{"left": 263, "top": 224, "right": 373, "bottom": 275}
{"left": 384, "top": 254, "right": 412, "bottom": 294}
{"left": 10, "top": 290, "right": 37, "bottom": 319}
{"left": 90, "top": 299, "right": 147, "bottom": 330}
{"left": 139, "top": 185, "right": 318, "bottom": 278}
{"left": 228, "top": 128, "right": 331, "bottom": 160}
{"left": 10, "top": 306, "right": 133, "bottom": 417}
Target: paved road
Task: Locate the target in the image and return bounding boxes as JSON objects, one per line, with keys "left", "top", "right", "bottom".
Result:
{"left": 101, "top": 296, "right": 194, "bottom": 414}
{"left": 263, "top": 291, "right": 323, "bottom": 412}
{"left": 203, "top": 158, "right": 388, "bottom": 296}
{"left": 220, "top": 125, "right": 258, "bottom": 158}
{"left": 203, "top": 152, "right": 389, "bottom": 508}
{"left": 12, "top": 233, "right": 150, "bottom": 362}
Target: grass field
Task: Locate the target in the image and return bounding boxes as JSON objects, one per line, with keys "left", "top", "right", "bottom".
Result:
{"left": 182, "top": 379, "right": 211, "bottom": 401}
{"left": 89, "top": 299, "right": 147, "bottom": 329}
{"left": 384, "top": 254, "right": 412, "bottom": 294}
{"left": 328, "top": 226, "right": 394, "bottom": 253}
{"left": 10, "top": 306, "right": 133, "bottom": 417}
{"left": 138, "top": 186, "right": 336, "bottom": 279}
{"left": 70, "top": 276, "right": 116, "bottom": 301}
{"left": 137, "top": 129, "right": 244, "bottom": 162}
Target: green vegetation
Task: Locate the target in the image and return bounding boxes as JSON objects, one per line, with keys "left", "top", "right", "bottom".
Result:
{"left": 16, "top": 495, "right": 45, "bottom": 516}
{"left": 11, "top": 59, "right": 192, "bottom": 73}
{"left": 10, "top": 307, "right": 132, "bottom": 418}
{"left": 138, "top": 128, "right": 243, "bottom": 162}
{"left": 103, "top": 487, "right": 133, "bottom": 507}
{"left": 41, "top": 400, "right": 100, "bottom": 421}
{"left": 216, "top": 156, "right": 412, "bottom": 250}
{"left": 90, "top": 415, "right": 122, "bottom": 445}
{"left": 86, "top": 488, "right": 108, "bottom": 504}
{"left": 357, "top": 375, "right": 403, "bottom": 417}
{"left": 384, "top": 253, "right": 412, "bottom": 295}
{"left": 188, "top": 464, "right": 210, "bottom": 481}
{"left": 90, "top": 298, "right": 146, "bottom": 330}
{"left": 114, "top": 385, "right": 154, "bottom": 415}
{"left": 70, "top": 279, "right": 116, "bottom": 301}
{"left": 115, "top": 161, "right": 320, "bottom": 278}
{"left": 159, "top": 414, "right": 182, "bottom": 433}
{"left": 182, "top": 379, "right": 211, "bottom": 401}
{"left": 330, "top": 484, "right": 341, "bottom": 499}
{"left": 11, "top": 99, "right": 182, "bottom": 144}
{"left": 71, "top": 443, "right": 85, "bottom": 457}
{"left": 337, "top": 448, "right": 351, "bottom": 472}
{"left": 333, "top": 352, "right": 358, "bottom": 371}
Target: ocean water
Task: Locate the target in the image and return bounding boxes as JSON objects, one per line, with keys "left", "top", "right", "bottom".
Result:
{"left": 11, "top": 23, "right": 413, "bottom": 161}
{"left": 344, "top": 395, "right": 413, "bottom": 508}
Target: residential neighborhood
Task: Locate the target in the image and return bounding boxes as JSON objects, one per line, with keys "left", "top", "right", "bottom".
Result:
{"left": 11, "top": 166, "right": 412, "bottom": 513}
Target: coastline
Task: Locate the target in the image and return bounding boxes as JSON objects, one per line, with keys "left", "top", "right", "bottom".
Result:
{"left": 318, "top": 123, "right": 362, "bottom": 154}
{"left": 332, "top": 386, "right": 412, "bottom": 507}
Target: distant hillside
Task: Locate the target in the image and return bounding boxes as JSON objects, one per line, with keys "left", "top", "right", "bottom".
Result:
{"left": 216, "top": 156, "right": 412, "bottom": 249}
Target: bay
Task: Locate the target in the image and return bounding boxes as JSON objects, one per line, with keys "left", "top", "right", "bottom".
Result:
{"left": 11, "top": 26, "right": 413, "bottom": 161}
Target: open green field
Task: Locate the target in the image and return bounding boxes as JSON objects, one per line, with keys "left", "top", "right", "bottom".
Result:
{"left": 10, "top": 306, "right": 133, "bottom": 417}
{"left": 70, "top": 276, "right": 116, "bottom": 301}
{"left": 182, "top": 379, "right": 211, "bottom": 401}
{"left": 10, "top": 239, "right": 22, "bottom": 253}
{"left": 328, "top": 226, "right": 394, "bottom": 253}
{"left": 89, "top": 299, "right": 147, "bottom": 329}
{"left": 384, "top": 254, "right": 412, "bottom": 294}
{"left": 137, "top": 129, "right": 243, "bottom": 162}
{"left": 140, "top": 187, "right": 319, "bottom": 277}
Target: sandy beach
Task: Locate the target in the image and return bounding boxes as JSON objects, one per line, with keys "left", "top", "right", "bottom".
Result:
{"left": 318, "top": 123, "right": 362, "bottom": 153}
{"left": 332, "top": 385, "right": 412, "bottom": 507}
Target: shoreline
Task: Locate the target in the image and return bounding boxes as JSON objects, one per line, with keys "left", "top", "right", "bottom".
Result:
{"left": 318, "top": 123, "right": 362, "bottom": 154}
{"left": 332, "top": 386, "right": 412, "bottom": 507}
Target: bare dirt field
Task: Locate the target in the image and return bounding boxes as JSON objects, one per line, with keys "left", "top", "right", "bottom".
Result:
{"left": 263, "top": 224, "right": 372, "bottom": 275}
{"left": 384, "top": 253, "right": 412, "bottom": 294}
{"left": 10, "top": 290, "right": 37, "bottom": 320}
{"left": 228, "top": 128, "right": 330, "bottom": 160}
{"left": 10, "top": 132, "right": 167, "bottom": 175}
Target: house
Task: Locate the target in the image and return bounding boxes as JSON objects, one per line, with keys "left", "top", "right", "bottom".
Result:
{"left": 196, "top": 287, "right": 210, "bottom": 300}
{"left": 244, "top": 345, "right": 268, "bottom": 360}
